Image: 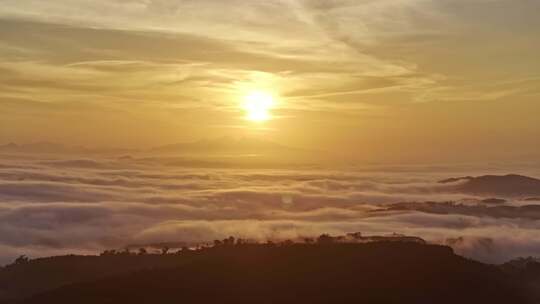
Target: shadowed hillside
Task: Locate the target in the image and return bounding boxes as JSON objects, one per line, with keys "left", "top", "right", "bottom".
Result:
{"left": 0, "top": 253, "right": 196, "bottom": 302}
{"left": 501, "top": 257, "right": 540, "bottom": 303}
{"left": 1, "top": 238, "right": 533, "bottom": 304}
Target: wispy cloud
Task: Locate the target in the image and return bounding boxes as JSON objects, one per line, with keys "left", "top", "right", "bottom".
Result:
{"left": 0, "top": 1, "right": 539, "bottom": 159}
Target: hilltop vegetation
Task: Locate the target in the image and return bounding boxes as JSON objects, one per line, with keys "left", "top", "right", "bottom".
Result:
{"left": 1, "top": 234, "right": 537, "bottom": 303}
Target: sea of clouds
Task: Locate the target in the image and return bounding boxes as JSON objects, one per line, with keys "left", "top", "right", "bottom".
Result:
{"left": 1, "top": 154, "right": 539, "bottom": 264}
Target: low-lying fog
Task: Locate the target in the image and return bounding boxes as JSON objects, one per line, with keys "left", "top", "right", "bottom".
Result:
{"left": 1, "top": 153, "right": 539, "bottom": 264}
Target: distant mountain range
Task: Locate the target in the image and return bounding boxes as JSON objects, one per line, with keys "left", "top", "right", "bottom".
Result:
{"left": 0, "top": 142, "right": 72, "bottom": 154}
{"left": 0, "top": 137, "right": 304, "bottom": 156}
{"left": 0, "top": 142, "right": 137, "bottom": 155}
{"left": 439, "top": 174, "right": 540, "bottom": 197}
{"left": 151, "top": 136, "right": 301, "bottom": 155}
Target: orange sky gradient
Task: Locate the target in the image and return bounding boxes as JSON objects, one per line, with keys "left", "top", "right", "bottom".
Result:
{"left": 0, "top": 0, "right": 539, "bottom": 163}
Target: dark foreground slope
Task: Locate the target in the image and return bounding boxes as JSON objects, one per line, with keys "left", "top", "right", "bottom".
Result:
{"left": 0, "top": 253, "right": 196, "bottom": 302}
{"left": 17, "top": 243, "right": 528, "bottom": 304}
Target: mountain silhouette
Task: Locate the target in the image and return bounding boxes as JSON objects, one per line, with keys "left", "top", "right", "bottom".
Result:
{"left": 439, "top": 174, "right": 540, "bottom": 197}
{"left": 1, "top": 240, "right": 533, "bottom": 304}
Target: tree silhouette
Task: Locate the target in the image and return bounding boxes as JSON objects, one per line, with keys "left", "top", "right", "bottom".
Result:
{"left": 14, "top": 255, "right": 29, "bottom": 265}
{"left": 317, "top": 234, "right": 334, "bottom": 244}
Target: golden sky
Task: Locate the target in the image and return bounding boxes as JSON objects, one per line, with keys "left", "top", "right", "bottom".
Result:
{"left": 0, "top": 0, "right": 539, "bottom": 162}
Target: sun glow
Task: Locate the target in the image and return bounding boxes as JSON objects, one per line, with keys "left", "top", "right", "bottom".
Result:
{"left": 242, "top": 91, "right": 275, "bottom": 122}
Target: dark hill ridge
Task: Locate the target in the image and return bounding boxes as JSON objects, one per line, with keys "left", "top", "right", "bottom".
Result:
{"left": 439, "top": 174, "right": 540, "bottom": 197}
{"left": 1, "top": 241, "right": 532, "bottom": 304}
{"left": 383, "top": 201, "right": 540, "bottom": 220}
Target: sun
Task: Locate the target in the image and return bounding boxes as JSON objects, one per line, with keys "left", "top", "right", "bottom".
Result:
{"left": 242, "top": 91, "right": 275, "bottom": 122}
